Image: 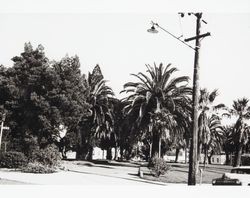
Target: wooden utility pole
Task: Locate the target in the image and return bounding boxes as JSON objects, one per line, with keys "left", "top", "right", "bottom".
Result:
{"left": 187, "top": 13, "right": 210, "bottom": 185}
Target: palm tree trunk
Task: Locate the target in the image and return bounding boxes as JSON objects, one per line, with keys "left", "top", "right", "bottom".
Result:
{"left": 203, "top": 145, "right": 207, "bottom": 168}
{"left": 114, "top": 146, "right": 118, "bottom": 160}
{"left": 234, "top": 144, "right": 243, "bottom": 167}
{"left": 120, "top": 145, "right": 124, "bottom": 161}
{"left": 196, "top": 143, "right": 202, "bottom": 174}
{"left": 149, "top": 143, "right": 152, "bottom": 159}
{"left": 208, "top": 150, "right": 214, "bottom": 164}
{"left": 106, "top": 147, "right": 112, "bottom": 160}
{"left": 225, "top": 152, "right": 230, "bottom": 165}
{"left": 152, "top": 130, "right": 160, "bottom": 158}
{"left": 230, "top": 153, "right": 233, "bottom": 166}
{"left": 87, "top": 146, "right": 93, "bottom": 161}
{"left": 185, "top": 146, "right": 188, "bottom": 164}
{"left": 175, "top": 148, "right": 180, "bottom": 163}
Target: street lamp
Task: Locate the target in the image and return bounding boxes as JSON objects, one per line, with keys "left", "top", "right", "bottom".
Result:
{"left": 147, "top": 25, "right": 158, "bottom": 33}
{"left": 147, "top": 13, "right": 210, "bottom": 185}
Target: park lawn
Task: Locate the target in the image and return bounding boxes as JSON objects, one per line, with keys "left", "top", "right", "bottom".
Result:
{"left": 142, "top": 163, "right": 233, "bottom": 184}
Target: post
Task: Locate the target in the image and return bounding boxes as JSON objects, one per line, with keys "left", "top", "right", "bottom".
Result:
{"left": 188, "top": 13, "right": 202, "bottom": 185}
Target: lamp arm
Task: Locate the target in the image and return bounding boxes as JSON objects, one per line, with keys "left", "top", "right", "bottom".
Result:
{"left": 151, "top": 21, "right": 196, "bottom": 51}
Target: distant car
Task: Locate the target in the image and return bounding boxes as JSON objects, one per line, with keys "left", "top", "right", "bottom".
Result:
{"left": 212, "top": 166, "right": 250, "bottom": 186}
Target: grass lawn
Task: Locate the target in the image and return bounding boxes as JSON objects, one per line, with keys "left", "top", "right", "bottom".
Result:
{"left": 141, "top": 163, "right": 233, "bottom": 184}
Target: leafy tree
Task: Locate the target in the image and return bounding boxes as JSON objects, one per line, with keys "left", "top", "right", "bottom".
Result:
{"left": 0, "top": 43, "right": 91, "bottom": 155}
{"left": 0, "top": 43, "right": 62, "bottom": 152}
{"left": 121, "top": 63, "right": 192, "bottom": 158}
{"left": 52, "top": 55, "right": 91, "bottom": 158}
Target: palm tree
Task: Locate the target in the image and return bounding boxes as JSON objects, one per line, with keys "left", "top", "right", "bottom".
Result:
{"left": 230, "top": 98, "right": 250, "bottom": 167}
{"left": 121, "top": 63, "right": 192, "bottom": 158}
{"left": 79, "top": 65, "right": 114, "bottom": 160}
{"left": 198, "top": 89, "right": 225, "bottom": 165}
{"left": 204, "top": 114, "right": 224, "bottom": 166}
{"left": 223, "top": 125, "right": 235, "bottom": 165}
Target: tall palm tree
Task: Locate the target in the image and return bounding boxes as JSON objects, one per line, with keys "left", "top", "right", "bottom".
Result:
{"left": 198, "top": 89, "right": 225, "bottom": 164}
{"left": 230, "top": 98, "right": 250, "bottom": 167}
{"left": 121, "top": 63, "right": 192, "bottom": 158}
{"left": 222, "top": 125, "right": 235, "bottom": 165}
{"left": 204, "top": 114, "right": 224, "bottom": 166}
{"left": 79, "top": 65, "right": 114, "bottom": 160}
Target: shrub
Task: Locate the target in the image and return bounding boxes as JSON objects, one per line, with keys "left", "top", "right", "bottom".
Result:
{"left": 0, "top": 151, "right": 28, "bottom": 168}
{"left": 21, "top": 162, "right": 56, "bottom": 174}
{"left": 148, "top": 156, "right": 170, "bottom": 177}
{"left": 29, "top": 144, "right": 61, "bottom": 167}
{"left": 241, "top": 155, "right": 250, "bottom": 165}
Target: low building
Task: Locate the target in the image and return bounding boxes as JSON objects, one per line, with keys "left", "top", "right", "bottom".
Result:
{"left": 200, "top": 154, "right": 226, "bottom": 165}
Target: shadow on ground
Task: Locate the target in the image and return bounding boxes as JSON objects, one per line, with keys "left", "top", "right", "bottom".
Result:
{"left": 67, "top": 169, "right": 166, "bottom": 186}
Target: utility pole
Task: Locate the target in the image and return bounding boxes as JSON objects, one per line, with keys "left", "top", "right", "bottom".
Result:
{"left": 186, "top": 12, "right": 210, "bottom": 185}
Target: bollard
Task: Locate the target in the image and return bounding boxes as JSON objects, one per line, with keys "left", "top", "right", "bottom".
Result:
{"left": 199, "top": 168, "right": 203, "bottom": 185}
{"left": 138, "top": 167, "right": 144, "bottom": 178}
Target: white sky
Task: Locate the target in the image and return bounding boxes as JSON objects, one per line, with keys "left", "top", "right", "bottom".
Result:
{"left": 0, "top": 0, "right": 250, "bottom": 110}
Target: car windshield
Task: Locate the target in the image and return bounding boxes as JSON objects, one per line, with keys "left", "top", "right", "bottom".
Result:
{"left": 231, "top": 168, "right": 250, "bottom": 174}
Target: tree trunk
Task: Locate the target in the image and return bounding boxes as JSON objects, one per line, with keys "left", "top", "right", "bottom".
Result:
{"left": 230, "top": 153, "right": 233, "bottom": 166}
{"left": 195, "top": 143, "right": 202, "bottom": 174}
{"left": 208, "top": 155, "right": 212, "bottom": 164}
{"left": 120, "top": 145, "right": 124, "bottom": 161}
{"left": 203, "top": 144, "right": 207, "bottom": 168}
{"left": 175, "top": 148, "right": 180, "bottom": 163}
{"left": 102, "top": 149, "right": 105, "bottom": 159}
{"left": 86, "top": 146, "right": 93, "bottom": 161}
{"left": 76, "top": 145, "right": 86, "bottom": 160}
{"left": 234, "top": 144, "right": 243, "bottom": 167}
{"left": 149, "top": 143, "right": 152, "bottom": 159}
{"left": 107, "top": 147, "right": 112, "bottom": 160}
{"left": 185, "top": 146, "right": 188, "bottom": 164}
{"left": 207, "top": 149, "right": 214, "bottom": 164}
{"left": 152, "top": 130, "right": 160, "bottom": 158}
{"left": 225, "top": 152, "right": 230, "bottom": 165}
{"left": 197, "top": 143, "right": 202, "bottom": 164}
{"left": 114, "top": 146, "right": 118, "bottom": 160}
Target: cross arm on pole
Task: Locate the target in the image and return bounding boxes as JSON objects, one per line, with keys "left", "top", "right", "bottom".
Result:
{"left": 184, "top": 32, "right": 211, "bottom": 42}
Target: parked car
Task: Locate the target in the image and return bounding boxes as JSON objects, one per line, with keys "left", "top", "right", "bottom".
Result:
{"left": 212, "top": 166, "right": 250, "bottom": 186}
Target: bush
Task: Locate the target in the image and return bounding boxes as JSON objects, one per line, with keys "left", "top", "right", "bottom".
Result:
{"left": 29, "top": 144, "right": 61, "bottom": 167}
{"left": 0, "top": 151, "right": 28, "bottom": 168}
{"left": 148, "top": 156, "right": 170, "bottom": 177}
{"left": 21, "top": 162, "right": 56, "bottom": 174}
{"left": 241, "top": 155, "right": 250, "bottom": 165}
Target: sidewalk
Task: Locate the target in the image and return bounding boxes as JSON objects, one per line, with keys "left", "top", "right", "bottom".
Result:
{"left": 0, "top": 165, "right": 167, "bottom": 185}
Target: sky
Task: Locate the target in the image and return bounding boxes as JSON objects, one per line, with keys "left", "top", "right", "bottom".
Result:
{"left": 0, "top": 1, "right": 250, "bottom": 111}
